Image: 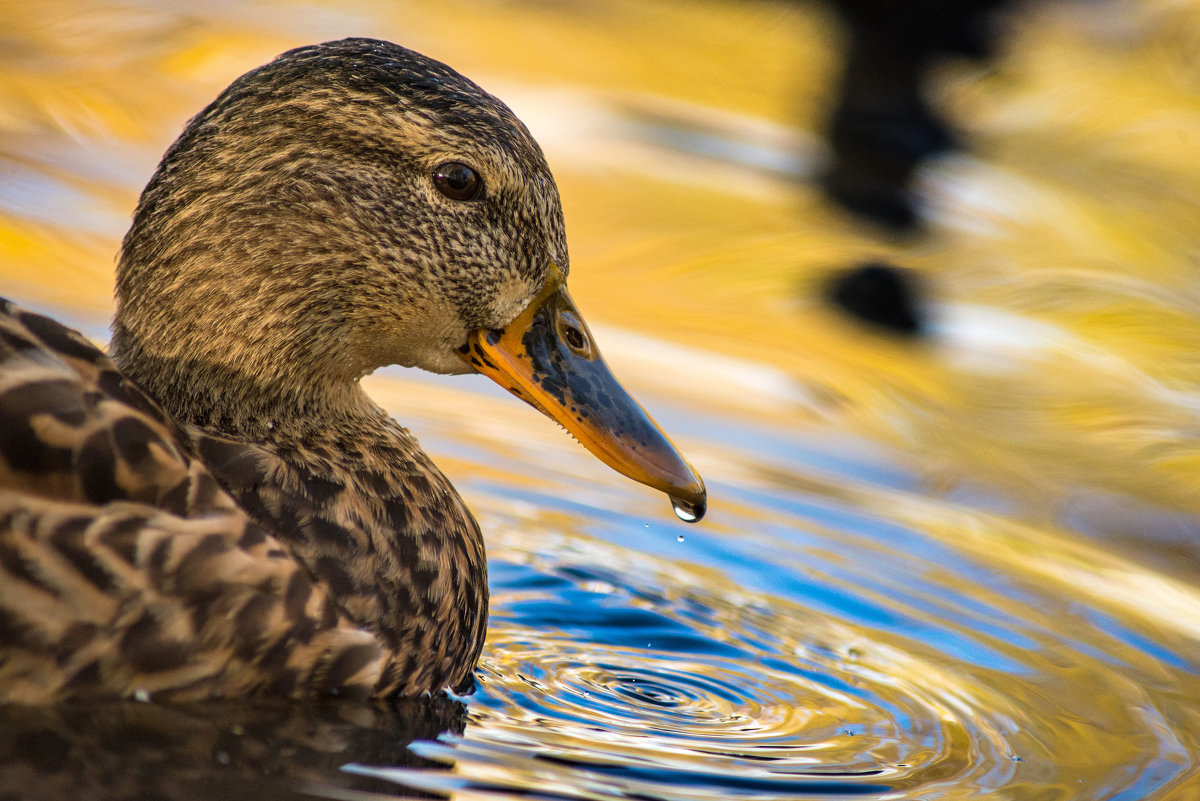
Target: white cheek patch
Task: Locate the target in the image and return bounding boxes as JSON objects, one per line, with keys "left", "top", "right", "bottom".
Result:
{"left": 487, "top": 274, "right": 535, "bottom": 329}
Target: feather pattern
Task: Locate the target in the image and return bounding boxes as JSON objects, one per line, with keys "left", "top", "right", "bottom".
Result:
{"left": 0, "top": 302, "right": 409, "bottom": 701}
{"left": 0, "top": 38, "right": 545, "bottom": 702}
{"left": 0, "top": 36, "right": 701, "bottom": 703}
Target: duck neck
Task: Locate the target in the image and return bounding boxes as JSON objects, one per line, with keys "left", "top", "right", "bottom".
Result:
{"left": 109, "top": 325, "right": 374, "bottom": 441}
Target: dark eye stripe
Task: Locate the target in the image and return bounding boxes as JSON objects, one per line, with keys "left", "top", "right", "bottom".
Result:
{"left": 433, "top": 162, "right": 482, "bottom": 201}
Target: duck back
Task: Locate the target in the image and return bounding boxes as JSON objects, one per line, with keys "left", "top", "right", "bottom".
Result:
{"left": 0, "top": 299, "right": 425, "bottom": 702}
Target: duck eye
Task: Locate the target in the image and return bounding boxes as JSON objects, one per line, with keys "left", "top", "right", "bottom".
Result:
{"left": 433, "top": 162, "right": 481, "bottom": 201}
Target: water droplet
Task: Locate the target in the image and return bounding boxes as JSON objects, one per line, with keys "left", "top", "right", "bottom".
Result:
{"left": 670, "top": 494, "right": 705, "bottom": 523}
{"left": 677, "top": 534, "right": 685, "bottom": 543}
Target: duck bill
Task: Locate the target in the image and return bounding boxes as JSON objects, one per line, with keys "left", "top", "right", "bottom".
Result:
{"left": 460, "top": 267, "right": 706, "bottom": 522}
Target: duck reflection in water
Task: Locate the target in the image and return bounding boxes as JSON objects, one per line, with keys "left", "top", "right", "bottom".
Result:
{"left": 0, "top": 696, "right": 465, "bottom": 800}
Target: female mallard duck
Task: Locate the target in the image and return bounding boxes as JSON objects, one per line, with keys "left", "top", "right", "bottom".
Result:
{"left": 0, "top": 38, "right": 704, "bottom": 704}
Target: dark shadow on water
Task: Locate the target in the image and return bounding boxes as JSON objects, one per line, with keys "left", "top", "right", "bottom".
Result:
{"left": 0, "top": 694, "right": 467, "bottom": 801}
{"left": 822, "top": 261, "right": 929, "bottom": 338}
{"left": 533, "top": 756, "right": 889, "bottom": 797}
{"left": 816, "top": 0, "right": 1017, "bottom": 230}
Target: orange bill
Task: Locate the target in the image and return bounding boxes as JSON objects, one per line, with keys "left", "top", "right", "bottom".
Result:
{"left": 460, "top": 265, "right": 706, "bottom": 523}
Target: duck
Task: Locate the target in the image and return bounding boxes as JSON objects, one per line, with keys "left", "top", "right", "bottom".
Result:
{"left": 0, "top": 37, "right": 705, "bottom": 704}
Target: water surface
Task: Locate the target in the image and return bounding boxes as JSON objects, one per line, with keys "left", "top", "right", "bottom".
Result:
{"left": 3, "top": 1, "right": 1200, "bottom": 799}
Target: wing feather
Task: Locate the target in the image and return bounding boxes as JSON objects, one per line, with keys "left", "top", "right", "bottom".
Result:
{"left": 0, "top": 300, "right": 393, "bottom": 702}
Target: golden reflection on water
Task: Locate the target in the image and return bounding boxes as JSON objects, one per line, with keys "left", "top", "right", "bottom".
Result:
{"left": 5, "top": 0, "right": 1200, "bottom": 799}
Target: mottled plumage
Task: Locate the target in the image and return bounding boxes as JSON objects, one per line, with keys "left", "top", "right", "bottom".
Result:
{"left": 0, "top": 302, "right": 401, "bottom": 701}
{"left": 0, "top": 38, "right": 703, "bottom": 703}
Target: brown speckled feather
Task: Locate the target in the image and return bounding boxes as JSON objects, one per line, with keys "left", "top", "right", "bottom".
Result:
{"left": 0, "top": 302, "right": 410, "bottom": 702}
{"left": 190, "top": 416, "right": 488, "bottom": 695}
{"left": 0, "top": 37, "right": 574, "bottom": 702}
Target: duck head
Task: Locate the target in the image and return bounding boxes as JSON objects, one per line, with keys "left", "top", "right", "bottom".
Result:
{"left": 111, "top": 37, "right": 705, "bottom": 521}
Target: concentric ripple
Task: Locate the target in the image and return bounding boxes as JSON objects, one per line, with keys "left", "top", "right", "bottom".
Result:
{"left": 353, "top": 538, "right": 1047, "bottom": 801}
{"left": 344, "top": 491, "right": 1199, "bottom": 801}
{"left": 473, "top": 571, "right": 1020, "bottom": 794}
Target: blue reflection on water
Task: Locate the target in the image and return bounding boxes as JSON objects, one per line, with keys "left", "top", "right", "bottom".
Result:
{"left": 1078, "top": 606, "right": 1196, "bottom": 673}
{"left": 375, "top": 371, "right": 1193, "bottom": 800}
